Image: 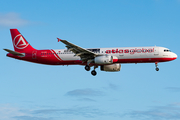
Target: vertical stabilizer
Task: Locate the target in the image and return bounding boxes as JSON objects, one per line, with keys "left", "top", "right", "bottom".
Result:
{"left": 10, "top": 29, "right": 36, "bottom": 53}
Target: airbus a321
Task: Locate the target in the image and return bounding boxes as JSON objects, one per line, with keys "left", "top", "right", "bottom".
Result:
{"left": 4, "top": 29, "right": 177, "bottom": 76}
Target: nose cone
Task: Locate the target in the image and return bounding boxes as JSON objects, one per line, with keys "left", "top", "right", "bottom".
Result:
{"left": 172, "top": 53, "right": 177, "bottom": 59}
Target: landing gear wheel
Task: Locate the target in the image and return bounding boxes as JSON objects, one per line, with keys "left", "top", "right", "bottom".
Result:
{"left": 85, "top": 65, "right": 90, "bottom": 71}
{"left": 156, "top": 67, "right": 159, "bottom": 71}
{"left": 155, "top": 62, "right": 159, "bottom": 71}
{"left": 91, "top": 70, "right": 97, "bottom": 76}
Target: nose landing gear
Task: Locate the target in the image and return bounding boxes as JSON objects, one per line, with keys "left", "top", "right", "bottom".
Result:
{"left": 155, "top": 62, "right": 159, "bottom": 71}
{"left": 156, "top": 67, "right": 159, "bottom": 71}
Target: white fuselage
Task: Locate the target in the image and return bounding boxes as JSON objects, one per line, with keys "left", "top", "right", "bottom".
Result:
{"left": 52, "top": 46, "right": 177, "bottom": 63}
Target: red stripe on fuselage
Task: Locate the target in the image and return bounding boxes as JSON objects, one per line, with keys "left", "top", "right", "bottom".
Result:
{"left": 50, "top": 49, "right": 62, "bottom": 61}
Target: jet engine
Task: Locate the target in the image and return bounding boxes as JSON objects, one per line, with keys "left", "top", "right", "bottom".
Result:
{"left": 94, "top": 56, "right": 118, "bottom": 64}
{"left": 100, "top": 63, "right": 121, "bottom": 72}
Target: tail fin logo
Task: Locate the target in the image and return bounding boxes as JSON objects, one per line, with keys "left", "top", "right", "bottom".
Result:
{"left": 13, "top": 34, "right": 29, "bottom": 49}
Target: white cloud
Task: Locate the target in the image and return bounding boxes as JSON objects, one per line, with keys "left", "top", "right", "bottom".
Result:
{"left": 165, "top": 87, "right": 180, "bottom": 92}
{"left": 32, "top": 106, "right": 116, "bottom": 118}
{"left": 66, "top": 88, "right": 105, "bottom": 97}
{"left": 103, "top": 83, "right": 119, "bottom": 91}
{"left": 0, "top": 12, "right": 29, "bottom": 27}
{"left": 0, "top": 104, "right": 119, "bottom": 120}
{"left": 0, "top": 104, "right": 57, "bottom": 120}
{"left": 0, "top": 104, "right": 29, "bottom": 120}
{"left": 77, "top": 98, "right": 96, "bottom": 102}
{"left": 124, "top": 103, "right": 180, "bottom": 120}
{"left": 13, "top": 116, "right": 51, "bottom": 120}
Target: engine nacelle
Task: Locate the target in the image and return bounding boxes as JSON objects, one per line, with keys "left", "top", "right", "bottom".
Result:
{"left": 94, "top": 56, "right": 118, "bottom": 64}
{"left": 100, "top": 64, "right": 121, "bottom": 72}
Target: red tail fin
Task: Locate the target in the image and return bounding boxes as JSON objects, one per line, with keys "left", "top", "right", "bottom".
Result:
{"left": 10, "top": 29, "right": 36, "bottom": 53}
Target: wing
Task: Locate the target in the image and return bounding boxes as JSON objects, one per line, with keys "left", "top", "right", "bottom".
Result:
{"left": 58, "top": 38, "right": 98, "bottom": 62}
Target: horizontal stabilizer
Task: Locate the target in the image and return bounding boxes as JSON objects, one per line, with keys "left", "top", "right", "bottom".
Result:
{"left": 4, "top": 49, "right": 25, "bottom": 57}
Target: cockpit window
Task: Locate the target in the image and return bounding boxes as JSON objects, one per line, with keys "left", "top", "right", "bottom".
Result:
{"left": 164, "top": 49, "right": 171, "bottom": 52}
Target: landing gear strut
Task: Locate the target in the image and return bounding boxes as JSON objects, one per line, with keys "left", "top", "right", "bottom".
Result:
{"left": 91, "top": 66, "right": 98, "bottom": 76}
{"left": 85, "top": 59, "right": 94, "bottom": 71}
{"left": 155, "top": 62, "right": 159, "bottom": 71}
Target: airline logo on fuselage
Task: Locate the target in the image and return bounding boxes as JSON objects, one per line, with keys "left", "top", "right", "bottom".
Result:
{"left": 106, "top": 48, "right": 154, "bottom": 54}
{"left": 13, "top": 34, "right": 29, "bottom": 49}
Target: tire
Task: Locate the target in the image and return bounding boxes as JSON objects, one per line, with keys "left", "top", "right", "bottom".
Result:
{"left": 85, "top": 65, "right": 90, "bottom": 71}
{"left": 91, "top": 70, "right": 97, "bottom": 76}
{"left": 156, "top": 68, "right": 159, "bottom": 71}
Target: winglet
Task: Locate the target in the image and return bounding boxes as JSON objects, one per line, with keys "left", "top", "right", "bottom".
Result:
{"left": 57, "top": 38, "right": 61, "bottom": 42}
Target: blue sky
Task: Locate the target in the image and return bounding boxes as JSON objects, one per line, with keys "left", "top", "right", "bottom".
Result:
{"left": 0, "top": 0, "right": 180, "bottom": 120}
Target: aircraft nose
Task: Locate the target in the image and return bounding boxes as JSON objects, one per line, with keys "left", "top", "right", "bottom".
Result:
{"left": 173, "top": 53, "right": 177, "bottom": 59}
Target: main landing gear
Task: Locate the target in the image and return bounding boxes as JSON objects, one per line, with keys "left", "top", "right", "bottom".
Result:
{"left": 91, "top": 66, "right": 98, "bottom": 76}
{"left": 85, "top": 65, "right": 98, "bottom": 76}
{"left": 155, "top": 62, "right": 159, "bottom": 71}
{"left": 85, "top": 65, "right": 90, "bottom": 71}
{"left": 91, "top": 70, "right": 97, "bottom": 76}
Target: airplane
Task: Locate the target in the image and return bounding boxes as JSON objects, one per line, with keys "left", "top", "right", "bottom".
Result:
{"left": 4, "top": 29, "right": 177, "bottom": 76}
